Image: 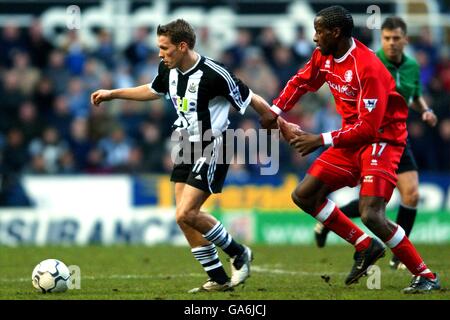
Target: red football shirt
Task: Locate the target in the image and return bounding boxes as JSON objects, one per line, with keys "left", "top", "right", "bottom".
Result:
{"left": 271, "top": 38, "right": 408, "bottom": 148}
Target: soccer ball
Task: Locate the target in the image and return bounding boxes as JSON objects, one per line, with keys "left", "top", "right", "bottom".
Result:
{"left": 32, "top": 259, "right": 71, "bottom": 293}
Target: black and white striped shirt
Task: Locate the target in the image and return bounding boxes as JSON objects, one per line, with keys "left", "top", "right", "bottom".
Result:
{"left": 148, "top": 54, "right": 253, "bottom": 142}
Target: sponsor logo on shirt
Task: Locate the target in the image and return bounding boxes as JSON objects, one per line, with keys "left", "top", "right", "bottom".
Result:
{"left": 325, "top": 60, "right": 331, "bottom": 68}
{"left": 327, "top": 81, "right": 356, "bottom": 97}
{"left": 363, "top": 99, "right": 378, "bottom": 112}
{"left": 363, "top": 175, "right": 373, "bottom": 183}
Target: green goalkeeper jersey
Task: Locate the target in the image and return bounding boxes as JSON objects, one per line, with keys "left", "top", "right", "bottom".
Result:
{"left": 376, "top": 48, "right": 422, "bottom": 105}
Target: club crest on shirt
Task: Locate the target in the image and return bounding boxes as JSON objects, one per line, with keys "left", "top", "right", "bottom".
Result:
{"left": 188, "top": 82, "right": 197, "bottom": 93}
{"left": 344, "top": 70, "right": 353, "bottom": 82}
{"left": 363, "top": 98, "right": 378, "bottom": 112}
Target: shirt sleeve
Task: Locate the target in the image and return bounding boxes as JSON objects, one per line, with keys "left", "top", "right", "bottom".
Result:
{"left": 271, "top": 49, "right": 326, "bottom": 115}
{"left": 148, "top": 61, "right": 168, "bottom": 96}
{"left": 209, "top": 61, "right": 252, "bottom": 115}
{"left": 325, "top": 64, "right": 388, "bottom": 148}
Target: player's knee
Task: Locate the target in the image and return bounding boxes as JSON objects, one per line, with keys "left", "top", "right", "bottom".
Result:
{"left": 291, "top": 191, "right": 308, "bottom": 210}
{"left": 175, "top": 208, "right": 197, "bottom": 227}
{"left": 360, "top": 211, "right": 376, "bottom": 229}
{"left": 360, "top": 207, "right": 386, "bottom": 230}
{"left": 291, "top": 190, "right": 318, "bottom": 214}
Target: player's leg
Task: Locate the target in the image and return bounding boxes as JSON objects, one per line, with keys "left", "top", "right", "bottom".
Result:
{"left": 359, "top": 143, "right": 439, "bottom": 293}
{"left": 178, "top": 135, "right": 252, "bottom": 289}
{"left": 174, "top": 183, "right": 232, "bottom": 292}
{"left": 293, "top": 174, "right": 371, "bottom": 250}
{"left": 177, "top": 184, "right": 252, "bottom": 289}
{"left": 291, "top": 148, "right": 381, "bottom": 283}
{"left": 359, "top": 188, "right": 439, "bottom": 293}
{"left": 391, "top": 153, "right": 419, "bottom": 270}
{"left": 314, "top": 198, "right": 360, "bottom": 248}
{"left": 396, "top": 170, "right": 419, "bottom": 237}
{"left": 174, "top": 182, "right": 210, "bottom": 247}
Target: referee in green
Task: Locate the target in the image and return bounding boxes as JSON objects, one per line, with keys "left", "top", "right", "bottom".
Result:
{"left": 314, "top": 17, "right": 438, "bottom": 270}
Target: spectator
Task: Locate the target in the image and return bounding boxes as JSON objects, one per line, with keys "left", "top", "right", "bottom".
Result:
{"left": 15, "top": 101, "right": 45, "bottom": 144}
{"left": 32, "top": 76, "right": 55, "bottom": 117}
{"left": 81, "top": 58, "right": 103, "bottom": 94}
{"left": 271, "top": 46, "right": 299, "bottom": 89}
{"left": 291, "top": 26, "right": 314, "bottom": 65}
{"left": 1, "top": 128, "right": 29, "bottom": 174}
{"left": 139, "top": 121, "right": 165, "bottom": 173}
{"left": 25, "top": 19, "right": 54, "bottom": 68}
{"left": 97, "top": 126, "right": 133, "bottom": 170}
{"left": 47, "top": 95, "right": 74, "bottom": 141}
{"left": 28, "top": 126, "right": 68, "bottom": 174}
{"left": 45, "top": 49, "right": 71, "bottom": 94}
{"left": 62, "top": 30, "right": 87, "bottom": 75}
{"left": 0, "top": 70, "right": 26, "bottom": 132}
{"left": 235, "top": 47, "right": 279, "bottom": 101}
{"left": 224, "top": 28, "right": 252, "bottom": 70}
{"left": 11, "top": 50, "right": 40, "bottom": 95}
{"left": 117, "top": 101, "right": 145, "bottom": 141}
{"left": 67, "top": 117, "right": 92, "bottom": 169}
{"left": 0, "top": 22, "right": 27, "bottom": 68}
{"left": 257, "top": 27, "right": 281, "bottom": 68}
{"left": 93, "top": 29, "right": 117, "bottom": 70}
{"left": 125, "top": 27, "right": 154, "bottom": 70}
{"left": 66, "top": 77, "right": 89, "bottom": 118}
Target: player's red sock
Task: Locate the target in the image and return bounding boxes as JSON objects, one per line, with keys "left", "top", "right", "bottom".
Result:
{"left": 314, "top": 199, "right": 372, "bottom": 251}
{"left": 385, "top": 225, "right": 435, "bottom": 279}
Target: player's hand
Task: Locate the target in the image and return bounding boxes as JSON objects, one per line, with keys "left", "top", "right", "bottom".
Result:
{"left": 278, "top": 117, "right": 302, "bottom": 141}
{"left": 91, "top": 89, "right": 113, "bottom": 106}
{"left": 422, "top": 109, "right": 437, "bottom": 127}
{"left": 289, "top": 132, "right": 323, "bottom": 157}
{"left": 259, "top": 112, "right": 279, "bottom": 130}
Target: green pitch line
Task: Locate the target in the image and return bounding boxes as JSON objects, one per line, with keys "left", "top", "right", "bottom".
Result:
{"left": 0, "top": 245, "right": 448, "bottom": 300}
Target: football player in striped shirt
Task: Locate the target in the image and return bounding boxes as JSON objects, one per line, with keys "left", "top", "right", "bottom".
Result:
{"left": 91, "top": 19, "right": 275, "bottom": 293}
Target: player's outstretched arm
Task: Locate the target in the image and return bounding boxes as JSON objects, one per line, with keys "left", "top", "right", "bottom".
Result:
{"left": 91, "top": 85, "right": 160, "bottom": 106}
{"left": 250, "top": 94, "right": 278, "bottom": 129}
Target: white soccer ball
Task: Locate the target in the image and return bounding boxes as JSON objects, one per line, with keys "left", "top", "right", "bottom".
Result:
{"left": 32, "top": 259, "right": 71, "bottom": 293}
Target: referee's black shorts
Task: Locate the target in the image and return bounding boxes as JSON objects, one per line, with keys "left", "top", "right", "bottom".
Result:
{"left": 397, "top": 141, "right": 419, "bottom": 174}
{"left": 170, "top": 132, "right": 232, "bottom": 194}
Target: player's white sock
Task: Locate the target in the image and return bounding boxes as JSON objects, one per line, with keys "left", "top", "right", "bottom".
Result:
{"left": 191, "top": 244, "right": 229, "bottom": 284}
{"left": 204, "top": 222, "right": 244, "bottom": 257}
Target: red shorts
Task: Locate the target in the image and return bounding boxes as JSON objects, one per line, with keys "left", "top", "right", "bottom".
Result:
{"left": 307, "top": 143, "right": 404, "bottom": 202}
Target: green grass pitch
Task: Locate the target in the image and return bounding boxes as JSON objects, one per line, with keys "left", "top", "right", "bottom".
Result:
{"left": 0, "top": 244, "right": 448, "bottom": 300}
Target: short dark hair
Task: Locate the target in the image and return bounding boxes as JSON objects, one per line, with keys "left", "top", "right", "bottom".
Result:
{"left": 316, "top": 5, "right": 354, "bottom": 38}
{"left": 157, "top": 19, "right": 196, "bottom": 49}
{"left": 381, "top": 16, "right": 407, "bottom": 35}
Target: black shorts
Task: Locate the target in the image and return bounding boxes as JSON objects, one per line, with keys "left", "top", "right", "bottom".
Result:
{"left": 397, "top": 141, "right": 419, "bottom": 174}
{"left": 170, "top": 133, "right": 232, "bottom": 194}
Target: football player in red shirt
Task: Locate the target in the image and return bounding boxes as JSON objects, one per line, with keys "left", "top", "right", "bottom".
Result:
{"left": 262, "top": 6, "right": 440, "bottom": 293}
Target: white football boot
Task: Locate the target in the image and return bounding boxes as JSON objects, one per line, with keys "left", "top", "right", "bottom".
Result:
{"left": 230, "top": 245, "right": 253, "bottom": 287}
{"left": 188, "top": 279, "right": 233, "bottom": 293}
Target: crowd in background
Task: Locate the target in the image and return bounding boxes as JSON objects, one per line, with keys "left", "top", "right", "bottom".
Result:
{"left": 0, "top": 19, "right": 450, "bottom": 205}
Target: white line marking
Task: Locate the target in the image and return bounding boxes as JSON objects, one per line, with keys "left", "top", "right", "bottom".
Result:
{"left": 0, "top": 265, "right": 347, "bottom": 283}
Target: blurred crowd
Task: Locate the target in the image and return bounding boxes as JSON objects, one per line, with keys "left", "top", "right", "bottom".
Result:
{"left": 0, "top": 19, "right": 449, "bottom": 205}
